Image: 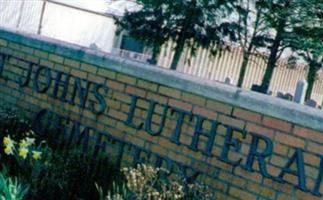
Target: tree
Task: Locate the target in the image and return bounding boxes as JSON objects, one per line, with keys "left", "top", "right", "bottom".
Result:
{"left": 287, "top": 0, "right": 323, "bottom": 100}
{"left": 116, "top": 0, "right": 238, "bottom": 70}
{"left": 257, "top": 0, "right": 299, "bottom": 92}
{"left": 236, "top": 0, "right": 273, "bottom": 87}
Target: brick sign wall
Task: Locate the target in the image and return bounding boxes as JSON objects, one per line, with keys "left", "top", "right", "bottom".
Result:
{"left": 0, "top": 28, "right": 322, "bottom": 200}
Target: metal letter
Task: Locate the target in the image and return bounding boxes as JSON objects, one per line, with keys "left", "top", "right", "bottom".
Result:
{"left": 170, "top": 107, "right": 193, "bottom": 145}
{"left": 278, "top": 148, "right": 307, "bottom": 191}
{"left": 69, "top": 77, "right": 91, "bottom": 109}
{"left": 125, "top": 95, "right": 144, "bottom": 129}
{"left": 89, "top": 83, "right": 108, "bottom": 115}
{"left": 144, "top": 100, "right": 168, "bottom": 136}
{"left": 51, "top": 71, "right": 71, "bottom": 101}
{"left": 33, "top": 66, "right": 52, "bottom": 93}
{"left": 312, "top": 154, "right": 323, "bottom": 196}
{"left": 190, "top": 115, "right": 218, "bottom": 156}
{"left": 220, "top": 126, "right": 246, "bottom": 166}
{"left": 243, "top": 133, "right": 273, "bottom": 178}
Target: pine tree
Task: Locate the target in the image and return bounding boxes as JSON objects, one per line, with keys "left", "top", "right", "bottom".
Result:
{"left": 257, "top": 0, "right": 300, "bottom": 93}
{"left": 287, "top": 0, "right": 323, "bottom": 100}
{"left": 116, "top": 0, "right": 238, "bottom": 70}
{"left": 236, "top": 0, "right": 273, "bottom": 87}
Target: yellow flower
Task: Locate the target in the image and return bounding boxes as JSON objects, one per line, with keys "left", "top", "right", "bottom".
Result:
{"left": 19, "top": 137, "right": 35, "bottom": 148}
{"left": 32, "top": 151, "right": 42, "bottom": 160}
{"left": 25, "top": 137, "right": 35, "bottom": 146}
{"left": 4, "top": 146, "right": 14, "bottom": 155}
{"left": 19, "top": 139, "right": 29, "bottom": 148}
{"left": 3, "top": 136, "right": 14, "bottom": 147}
{"left": 18, "top": 148, "right": 28, "bottom": 159}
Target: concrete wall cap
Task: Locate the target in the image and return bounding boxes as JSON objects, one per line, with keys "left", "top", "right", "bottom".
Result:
{"left": 1, "top": 27, "right": 323, "bottom": 132}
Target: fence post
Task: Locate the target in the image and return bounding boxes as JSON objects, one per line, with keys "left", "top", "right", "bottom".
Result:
{"left": 38, "top": 0, "right": 47, "bottom": 35}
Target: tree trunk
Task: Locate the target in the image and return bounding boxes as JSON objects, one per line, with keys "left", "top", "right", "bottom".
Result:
{"left": 259, "top": 20, "right": 285, "bottom": 93}
{"left": 237, "top": 44, "right": 253, "bottom": 87}
{"left": 170, "top": 37, "right": 185, "bottom": 70}
{"left": 259, "top": 0, "right": 290, "bottom": 93}
{"left": 305, "top": 62, "right": 318, "bottom": 101}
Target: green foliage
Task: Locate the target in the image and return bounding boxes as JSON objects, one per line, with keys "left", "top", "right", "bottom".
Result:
{"left": 31, "top": 148, "right": 123, "bottom": 200}
{"left": 0, "top": 106, "right": 30, "bottom": 139}
{"left": 97, "top": 182, "right": 130, "bottom": 200}
{"left": 116, "top": 0, "right": 239, "bottom": 69}
{"left": 236, "top": 0, "right": 273, "bottom": 87}
{"left": 0, "top": 106, "right": 124, "bottom": 200}
{"left": 0, "top": 168, "right": 29, "bottom": 200}
{"left": 285, "top": 0, "right": 323, "bottom": 99}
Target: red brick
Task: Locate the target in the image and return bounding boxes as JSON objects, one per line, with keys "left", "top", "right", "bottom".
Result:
{"left": 208, "top": 157, "right": 234, "bottom": 172}
{"left": 267, "top": 164, "right": 281, "bottom": 177}
{"left": 193, "top": 106, "right": 217, "bottom": 119}
{"left": 277, "top": 193, "right": 293, "bottom": 200}
{"left": 295, "top": 189, "right": 322, "bottom": 200}
{"left": 263, "top": 116, "right": 292, "bottom": 132}
{"left": 218, "top": 114, "right": 245, "bottom": 129}
{"left": 150, "top": 144, "right": 168, "bottom": 156}
{"left": 263, "top": 178, "right": 293, "bottom": 193}
{"left": 236, "top": 168, "right": 263, "bottom": 183}
{"left": 159, "top": 86, "right": 181, "bottom": 99}
{"left": 108, "top": 109, "right": 128, "bottom": 121}
{"left": 116, "top": 73, "right": 136, "bottom": 85}
{"left": 246, "top": 122, "right": 274, "bottom": 138}
{"left": 204, "top": 176, "right": 227, "bottom": 192}
{"left": 87, "top": 73, "right": 105, "bottom": 84}
{"left": 182, "top": 92, "right": 206, "bottom": 106}
{"left": 275, "top": 132, "right": 305, "bottom": 148}
{"left": 146, "top": 92, "right": 168, "bottom": 104}
{"left": 273, "top": 143, "right": 289, "bottom": 156}
{"left": 307, "top": 141, "right": 323, "bottom": 155}
{"left": 158, "top": 137, "right": 179, "bottom": 150}
{"left": 125, "top": 85, "right": 146, "bottom": 97}
{"left": 206, "top": 99, "right": 232, "bottom": 115}
{"left": 136, "top": 130, "right": 159, "bottom": 143}
{"left": 246, "top": 182, "right": 276, "bottom": 199}
{"left": 182, "top": 146, "right": 205, "bottom": 161}
{"left": 215, "top": 192, "right": 236, "bottom": 200}
{"left": 107, "top": 80, "right": 125, "bottom": 91}
{"left": 124, "top": 134, "right": 145, "bottom": 148}
{"left": 294, "top": 126, "right": 323, "bottom": 144}
{"left": 169, "top": 98, "right": 192, "bottom": 111}
{"left": 168, "top": 151, "right": 191, "bottom": 166}
{"left": 304, "top": 152, "right": 321, "bottom": 166}
{"left": 219, "top": 171, "right": 247, "bottom": 186}
{"left": 229, "top": 186, "right": 257, "bottom": 200}
{"left": 233, "top": 108, "right": 262, "bottom": 123}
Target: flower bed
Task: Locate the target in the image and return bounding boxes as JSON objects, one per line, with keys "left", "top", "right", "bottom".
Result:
{"left": 0, "top": 106, "right": 215, "bottom": 200}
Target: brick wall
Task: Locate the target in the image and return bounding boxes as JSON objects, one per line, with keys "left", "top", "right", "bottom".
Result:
{"left": 0, "top": 28, "right": 322, "bottom": 200}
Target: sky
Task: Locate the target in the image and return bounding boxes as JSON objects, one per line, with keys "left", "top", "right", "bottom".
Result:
{"left": 53, "top": 0, "right": 140, "bottom": 16}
